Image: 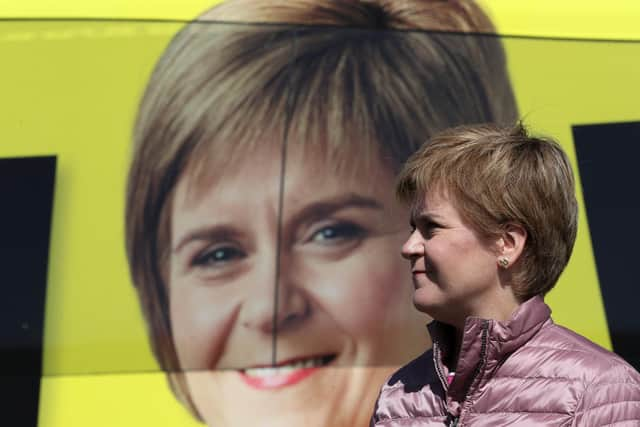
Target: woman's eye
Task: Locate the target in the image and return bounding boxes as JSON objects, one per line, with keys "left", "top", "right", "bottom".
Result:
{"left": 310, "top": 222, "right": 366, "bottom": 243}
{"left": 192, "top": 246, "right": 246, "bottom": 267}
{"left": 420, "top": 221, "right": 440, "bottom": 238}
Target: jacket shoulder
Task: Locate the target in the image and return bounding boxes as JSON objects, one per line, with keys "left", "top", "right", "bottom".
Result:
{"left": 539, "top": 324, "right": 640, "bottom": 425}
{"left": 472, "top": 321, "right": 640, "bottom": 424}
{"left": 497, "top": 321, "right": 640, "bottom": 424}
{"left": 529, "top": 322, "right": 640, "bottom": 382}
{"left": 572, "top": 364, "right": 640, "bottom": 426}
{"left": 497, "top": 320, "right": 634, "bottom": 379}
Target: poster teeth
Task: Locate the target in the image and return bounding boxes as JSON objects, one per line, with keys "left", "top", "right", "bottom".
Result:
{"left": 244, "top": 358, "right": 325, "bottom": 377}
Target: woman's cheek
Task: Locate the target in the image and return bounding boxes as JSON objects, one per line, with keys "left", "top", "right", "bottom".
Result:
{"left": 170, "top": 281, "right": 242, "bottom": 371}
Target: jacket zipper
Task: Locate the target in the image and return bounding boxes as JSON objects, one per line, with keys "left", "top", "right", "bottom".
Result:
{"left": 446, "top": 320, "right": 490, "bottom": 427}
{"left": 434, "top": 343, "right": 448, "bottom": 390}
{"left": 434, "top": 343, "right": 455, "bottom": 425}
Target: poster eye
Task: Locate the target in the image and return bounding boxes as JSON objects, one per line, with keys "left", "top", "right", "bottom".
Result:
{"left": 310, "top": 222, "right": 366, "bottom": 244}
{"left": 193, "top": 245, "right": 246, "bottom": 267}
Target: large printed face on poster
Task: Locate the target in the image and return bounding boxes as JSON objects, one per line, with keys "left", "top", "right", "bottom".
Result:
{"left": 124, "top": 3, "right": 518, "bottom": 423}
{"left": 0, "top": 1, "right": 639, "bottom": 427}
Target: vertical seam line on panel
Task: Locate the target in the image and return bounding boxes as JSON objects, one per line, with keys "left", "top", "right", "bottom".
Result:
{"left": 272, "top": 28, "right": 297, "bottom": 366}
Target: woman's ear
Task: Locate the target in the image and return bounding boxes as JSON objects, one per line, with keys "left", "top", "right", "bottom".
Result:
{"left": 496, "top": 223, "right": 527, "bottom": 268}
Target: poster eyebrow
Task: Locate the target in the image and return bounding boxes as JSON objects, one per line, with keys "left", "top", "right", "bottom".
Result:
{"left": 288, "top": 193, "right": 384, "bottom": 224}
{"left": 172, "top": 225, "right": 240, "bottom": 254}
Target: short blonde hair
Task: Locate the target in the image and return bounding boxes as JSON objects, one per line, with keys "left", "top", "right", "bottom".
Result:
{"left": 126, "top": 0, "right": 518, "bottom": 416}
{"left": 396, "top": 123, "right": 578, "bottom": 300}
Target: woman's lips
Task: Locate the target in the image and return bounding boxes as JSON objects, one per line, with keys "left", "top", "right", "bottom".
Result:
{"left": 412, "top": 269, "right": 431, "bottom": 277}
{"left": 238, "top": 354, "right": 336, "bottom": 390}
{"left": 412, "top": 265, "right": 433, "bottom": 275}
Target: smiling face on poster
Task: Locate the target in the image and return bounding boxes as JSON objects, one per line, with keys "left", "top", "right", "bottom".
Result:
{"left": 168, "top": 141, "right": 425, "bottom": 426}
{"left": 124, "top": 0, "right": 519, "bottom": 425}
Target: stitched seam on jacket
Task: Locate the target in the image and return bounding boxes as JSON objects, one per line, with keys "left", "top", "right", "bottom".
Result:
{"left": 575, "top": 380, "right": 640, "bottom": 387}
{"left": 574, "top": 378, "right": 640, "bottom": 422}
{"left": 599, "top": 419, "right": 640, "bottom": 427}
{"left": 466, "top": 409, "right": 569, "bottom": 415}
{"left": 491, "top": 375, "right": 581, "bottom": 381}
{"left": 573, "top": 371, "right": 604, "bottom": 424}
{"left": 376, "top": 415, "right": 446, "bottom": 421}
{"left": 515, "top": 344, "right": 611, "bottom": 355}
{"left": 576, "top": 399, "right": 640, "bottom": 413}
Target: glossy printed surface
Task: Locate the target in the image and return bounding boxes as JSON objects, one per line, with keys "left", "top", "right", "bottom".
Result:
{"left": 169, "top": 143, "right": 428, "bottom": 426}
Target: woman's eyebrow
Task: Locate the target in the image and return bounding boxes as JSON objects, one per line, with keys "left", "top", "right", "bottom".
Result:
{"left": 172, "top": 225, "right": 239, "bottom": 254}
{"left": 289, "top": 193, "right": 383, "bottom": 224}
{"left": 411, "top": 212, "right": 443, "bottom": 226}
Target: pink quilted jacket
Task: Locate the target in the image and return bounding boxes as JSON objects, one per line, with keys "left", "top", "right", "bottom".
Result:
{"left": 371, "top": 296, "right": 640, "bottom": 426}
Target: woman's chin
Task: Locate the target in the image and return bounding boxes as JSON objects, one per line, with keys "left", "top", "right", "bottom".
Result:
{"left": 412, "top": 289, "right": 441, "bottom": 316}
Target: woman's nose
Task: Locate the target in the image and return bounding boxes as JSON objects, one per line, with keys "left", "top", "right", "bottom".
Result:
{"left": 239, "top": 260, "right": 310, "bottom": 335}
{"left": 401, "top": 230, "right": 425, "bottom": 260}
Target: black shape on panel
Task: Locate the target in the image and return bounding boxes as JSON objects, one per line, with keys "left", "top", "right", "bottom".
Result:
{"left": 0, "top": 156, "right": 56, "bottom": 427}
{"left": 573, "top": 121, "right": 640, "bottom": 370}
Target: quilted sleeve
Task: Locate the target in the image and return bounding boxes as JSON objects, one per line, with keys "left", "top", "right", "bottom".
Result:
{"left": 572, "top": 363, "right": 640, "bottom": 426}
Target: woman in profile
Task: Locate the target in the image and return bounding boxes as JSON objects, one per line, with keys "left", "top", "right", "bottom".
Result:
{"left": 125, "top": 1, "right": 518, "bottom": 426}
{"left": 372, "top": 123, "right": 640, "bottom": 426}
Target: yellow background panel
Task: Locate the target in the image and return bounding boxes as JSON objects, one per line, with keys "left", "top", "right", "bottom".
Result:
{"left": 1, "top": 1, "right": 639, "bottom": 40}
{"left": 479, "top": 0, "right": 640, "bottom": 40}
{"left": 40, "top": 373, "right": 200, "bottom": 427}
{"left": 0, "top": 21, "right": 182, "bottom": 375}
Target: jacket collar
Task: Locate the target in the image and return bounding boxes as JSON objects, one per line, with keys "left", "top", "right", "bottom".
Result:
{"left": 427, "top": 296, "right": 551, "bottom": 403}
